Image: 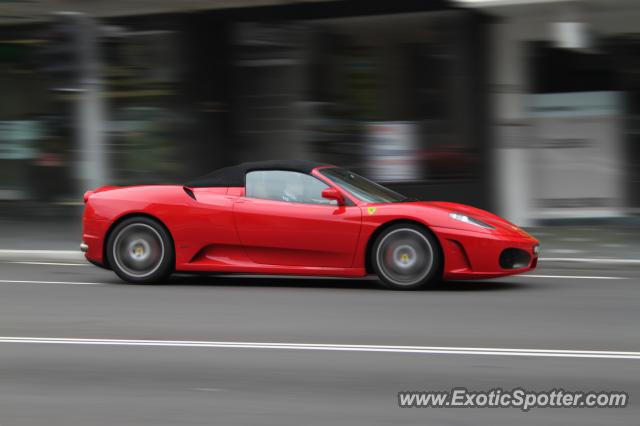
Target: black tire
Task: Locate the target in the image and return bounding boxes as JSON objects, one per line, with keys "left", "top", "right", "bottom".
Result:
{"left": 371, "top": 223, "right": 441, "bottom": 290}
{"left": 106, "top": 216, "right": 174, "bottom": 283}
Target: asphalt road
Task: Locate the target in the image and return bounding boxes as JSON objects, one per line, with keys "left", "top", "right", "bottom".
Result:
{"left": 0, "top": 261, "right": 638, "bottom": 425}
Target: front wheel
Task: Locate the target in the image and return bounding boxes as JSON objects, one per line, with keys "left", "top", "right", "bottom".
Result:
{"left": 371, "top": 224, "right": 441, "bottom": 290}
{"left": 106, "top": 217, "right": 174, "bottom": 283}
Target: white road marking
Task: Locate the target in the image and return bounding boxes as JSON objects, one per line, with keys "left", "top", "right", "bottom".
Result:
{"left": 540, "top": 257, "right": 640, "bottom": 265}
{"left": 5, "top": 261, "right": 88, "bottom": 266}
{"left": 0, "top": 280, "right": 104, "bottom": 286}
{"left": 0, "top": 337, "right": 638, "bottom": 359}
{"left": 0, "top": 272, "right": 627, "bottom": 287}
{"left": 521, "top": 275, "right": 625, "bottom": 280}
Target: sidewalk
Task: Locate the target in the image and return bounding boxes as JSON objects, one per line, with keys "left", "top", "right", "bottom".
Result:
{"left": 527, "top": 226, "right": 640, "bottom": 261}
{"left": 0, "top": 218, "right": 638, "bottom": 264}
{"left": 0, "top": 218, "right": 81, "bottom": 251}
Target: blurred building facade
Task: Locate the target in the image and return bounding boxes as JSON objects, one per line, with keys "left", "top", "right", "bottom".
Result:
{"left": 486, "top": 0, "right": 640, "bottom": 225}
{"left": 0, "top": 0, "right": 494, "bottom": 213}
{"left": 0, "top": 0, "right": 638, "bottom": 224}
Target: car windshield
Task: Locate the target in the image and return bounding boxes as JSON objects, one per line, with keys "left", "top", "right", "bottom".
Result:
{"left": 319, "top": 168, "right": 409, "bottom": 203}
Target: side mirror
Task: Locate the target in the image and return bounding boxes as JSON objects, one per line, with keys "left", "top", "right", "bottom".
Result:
{"left": 321, "top": 188, "right": 345, "bottom": 206}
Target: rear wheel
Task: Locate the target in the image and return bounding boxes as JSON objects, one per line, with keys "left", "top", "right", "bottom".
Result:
{"left": 106, "top": 217, "right": 174, "bottom": 283}
{"left": 371, "top": 224, "right": 441, "bottom": 290}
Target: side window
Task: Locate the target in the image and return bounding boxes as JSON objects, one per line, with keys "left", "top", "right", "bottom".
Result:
{"left": 245, "top": 170, "right": 336, "bottom": 205}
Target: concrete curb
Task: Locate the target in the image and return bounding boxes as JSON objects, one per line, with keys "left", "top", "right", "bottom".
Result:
{"left": 1, "top": 249, "right": 640, "bottom": 267}
{"left": 0, "top": 249, "right": 85, "bottom": 263}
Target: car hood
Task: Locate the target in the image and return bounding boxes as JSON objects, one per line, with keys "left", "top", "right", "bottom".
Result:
{"left": 421, "top": 201, "right": 535, "bottom": 239}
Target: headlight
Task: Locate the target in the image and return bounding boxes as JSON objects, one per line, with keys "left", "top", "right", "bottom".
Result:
{"left": 533, "top": 244, "right": 540, "bottom": 255}
{"left": 449, "top": 212, "right": 495, "bottom": 229}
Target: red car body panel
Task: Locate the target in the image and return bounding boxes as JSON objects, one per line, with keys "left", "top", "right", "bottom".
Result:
{"left": 82, "top": 166, "right": 539, "bottom": 280}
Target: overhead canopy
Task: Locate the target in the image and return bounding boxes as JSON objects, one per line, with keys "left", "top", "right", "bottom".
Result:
{"left": 185, "top": 160, "right": 329, "bottom": 187}
{"left": 0, "top": 0, "right": 456, "bottom": 25}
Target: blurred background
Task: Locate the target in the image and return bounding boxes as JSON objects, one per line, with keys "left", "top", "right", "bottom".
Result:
{"left": 0, "top": 0, "right": 639, "bottom": 228}
{"left": 1, "top": 4, "right": 639, "bottom": 425}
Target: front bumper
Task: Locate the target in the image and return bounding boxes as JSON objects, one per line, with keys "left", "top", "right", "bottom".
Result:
{"left": 432, "top": 226, "right": 539, "bottom": 280}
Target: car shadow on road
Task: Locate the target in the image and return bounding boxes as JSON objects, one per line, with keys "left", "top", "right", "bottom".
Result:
{"left": 431, "top": 280, "right": 531, "bottom": 292}
{"left": 119, "top": 274, "right": 531, "bottom": 292}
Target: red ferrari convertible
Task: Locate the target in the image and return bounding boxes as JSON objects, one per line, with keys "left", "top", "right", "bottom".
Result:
{"left": 81, "top": 160, "right": 539, "bottom": 289}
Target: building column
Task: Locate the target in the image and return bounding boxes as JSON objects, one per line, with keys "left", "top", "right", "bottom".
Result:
{"left": 75, "top": 13, "right": 108, "bottom": 191}
{"left": 491, "top": 18, "right": 533, "bottom": 227}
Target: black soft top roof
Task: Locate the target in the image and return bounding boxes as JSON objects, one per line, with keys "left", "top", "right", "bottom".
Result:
{"left": 185, "top": 160, "right": 330, "bottom": 188}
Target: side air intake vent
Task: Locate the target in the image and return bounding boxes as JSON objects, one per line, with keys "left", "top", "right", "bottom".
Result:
{"left": 499, "top": 248, "right": 531, "bottom": 269}
{"left": 183, "top": 186, "right": 196, "bottom": 200}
